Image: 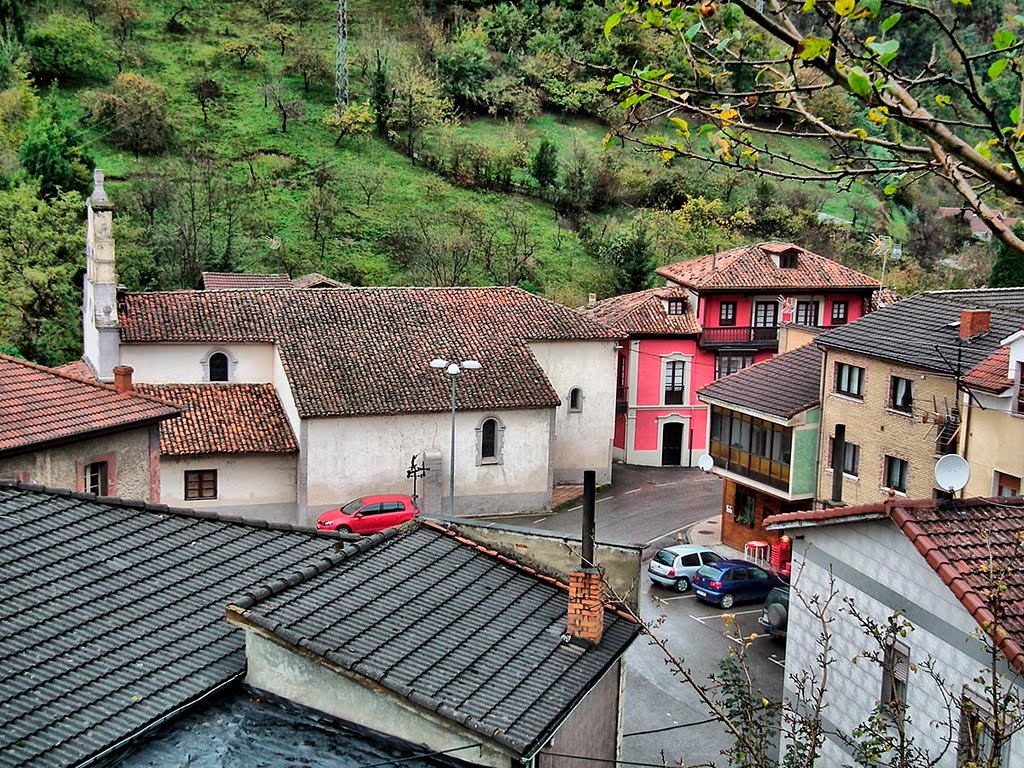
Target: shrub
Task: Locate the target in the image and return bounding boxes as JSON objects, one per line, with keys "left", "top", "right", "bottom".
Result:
{"left": 19, "top": 115, "right": 94, "bottom": 197}
{"left": 93, "top": 73, "right": 174, "bottom": 156}
{"left": 26, "top": 13, "right": 112, "bottom": 85}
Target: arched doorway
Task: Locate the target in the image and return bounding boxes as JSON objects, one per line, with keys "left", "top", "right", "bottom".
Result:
{"left": 661, "top": 422, "right": 684, "bottom": 466}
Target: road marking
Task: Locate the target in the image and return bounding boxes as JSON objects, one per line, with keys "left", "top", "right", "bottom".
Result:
{"left": 567, "top": 497, "right": 613, "bottom": 512}
{"left": 659, "top": 594, "right": 695, "bottom": 602}
{"left": 653, "top": 481, "right": 678, "bottom": 487}
{"left": 643, "top": 525, "right": 691, "bottom": 547}
{"left": 624, "top": 488, "right": 642, "bottom": 495}
{"left": 727, "top": 632, "right": 771, "bottom": 645}
{"left": 769, "top": 655, "right": 786, "bottom": 668}
{"left": 532, "top": 518, "right": 547, "bottom": 524}
{"left": 688, "top": 608, "right": 762, "bottom": 626}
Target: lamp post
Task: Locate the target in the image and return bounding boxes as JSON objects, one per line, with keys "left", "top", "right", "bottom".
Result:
{"left": 429, "top": 357, "right": 481, "bottom": 516}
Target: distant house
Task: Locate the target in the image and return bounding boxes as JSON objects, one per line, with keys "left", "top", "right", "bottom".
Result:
{"left": 227, "top": 519, "right": 639, "bottom": 767}
{"left": 936, "top": 206, "right": 1016, "bottom": 240}
{"left": 0, "top": 355, "right": 178, "bottom": 501}
{"left": 696, "top": 342, "right": 822, "bottom": 550}
{"left": 79, "top": 171, "right": 618, "bottom": 523}
{"left": 0, "top": 483, "right": 641, "bottom": 768}
{"left": 580, "top": 242, "right": 879, "bottom": 467}
{"left": 765, "top": 496, "right": 1024, "bottom": 766}
{"left": 199, "top": 271, "right": 346, "bottom": 290}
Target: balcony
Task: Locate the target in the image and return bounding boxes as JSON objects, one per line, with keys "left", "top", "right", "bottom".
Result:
{"left": 710, "top": 440, "right": 790, "bottom": 492}
{"left": 699, "top": 325, "right": 780, "bottom": 349}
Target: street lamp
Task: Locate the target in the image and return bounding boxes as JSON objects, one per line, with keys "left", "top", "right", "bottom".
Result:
{"left": 429, "top": 357, "right": 481, "bottom": 516}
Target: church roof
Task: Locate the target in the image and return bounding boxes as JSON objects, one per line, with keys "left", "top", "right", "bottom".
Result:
{"left": 118, "top": 287, "right": 618, "bottom": 418}
{"left": 134, "top": 384, "right": 298, "bottom": 455}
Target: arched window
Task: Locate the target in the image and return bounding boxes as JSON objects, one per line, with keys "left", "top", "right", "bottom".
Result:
{"left": 209, "top": 352, "right": 229, "bottom": 382}
{"left": 476, "top": 415, "right": 505, "bottom": 465}
{"left": 569, "top": 387, "right": 583, "bottom": 412}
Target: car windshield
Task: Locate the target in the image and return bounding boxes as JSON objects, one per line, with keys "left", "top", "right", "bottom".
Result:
{"left": 697, "top": 565, "right": 724, "bottom": 581}
{"left": 340, "top": 498, "right": 365, "bottom": 515}
{"left": 653, "top": 550, "right": 676, "bottom": 567}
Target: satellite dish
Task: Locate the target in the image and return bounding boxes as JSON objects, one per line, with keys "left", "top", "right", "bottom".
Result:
{"left": 934, "top": 454, "right": 971, "bottom": 493}
{"left": 697, "top": 454, "right": 714, "bottom": 473}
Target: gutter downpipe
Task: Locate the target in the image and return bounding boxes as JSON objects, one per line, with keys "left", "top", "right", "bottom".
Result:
{"left": 813, "top": 346, "right": 828, "bottom": 508}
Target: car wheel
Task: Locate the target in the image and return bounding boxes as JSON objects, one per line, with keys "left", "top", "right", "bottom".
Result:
{"left": 720, "top": 593, "right": 735, "bottom": 609}
{"left": 674, "top": 576, "right": 690, "bottom": 593}
{"left": 336, "top": 525, "right": 352, "bottom": 534}
{"left": 767, "top": 602, "right": 787, "bottom": 629}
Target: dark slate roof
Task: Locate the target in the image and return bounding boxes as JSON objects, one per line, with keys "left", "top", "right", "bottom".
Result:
{"left": 814, "top": 293, "right": 1024, "bottom": 374}
{"left": 134, "top": 384, "right": 298, "bottom": 455}
{"left": 228, "top": 522, "right": 639, "bottom": 759}
{"left": 764, "top": 496, "right": 1024, "bottom": 675}
{"left": 0, "top": 484, "right": 347, "bottom": 768}
{"left": 578, "top": 287, "right": 700, "bottom": 336}
{"left": 656, "top": 242, "right": 879, "bottom": 292}
{"left": 697, "top": 343, "right": 822, "bottom": 419}
{"left": 928, "top": 287, "right": 1024, "bottom": 313}
{"left": 118, "top": 287, "right": 618, "bottom": 418}
{"left": 0, "top": 355, "right": 179, "bottom": 456}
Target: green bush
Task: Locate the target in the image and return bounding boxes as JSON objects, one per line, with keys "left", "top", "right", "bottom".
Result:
{"left": 25, "top": 13, "right": 112, "bottom": 86}
{"left": 19, "top": 115, "right": 94, "bottom": 198}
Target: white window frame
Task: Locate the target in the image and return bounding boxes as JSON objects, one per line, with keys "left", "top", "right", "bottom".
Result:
{"left": 568, "top": 387, "right": 583, "bottom": 413}
{"left": 201, "top": 347, "right": 238, "bottom": 382}
{"left": 475, "top": 415, "right": 506, "bottom": 466}
{"left": 662, "top": 354, "right": 691, "bottom": 406}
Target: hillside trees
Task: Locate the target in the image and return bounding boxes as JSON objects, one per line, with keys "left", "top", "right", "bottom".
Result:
{"left": 19, "top": 115, "right": 94, "bottom": 198}
{"left": 603, "top": 1, "right": 1024, "bottom": 255}
{"left": 93, "top": 73, "right": 174, "bottom": 156}
{"left": 25, "top": 13, "right": 113, "bottom": 85}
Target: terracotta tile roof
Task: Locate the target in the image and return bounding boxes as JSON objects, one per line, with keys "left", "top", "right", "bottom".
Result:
{"left": 870, "top": 286, "right": 902, "bottom": 311}
{"left": 0, "top": 355, "right": 180, "bottom": 456}
{"left": 290, "top": 272, "right": 346, "bottom": 288}
{"left": 228, "top": 520, "right": 639, "bottom": 759}
{"left": 200, "top": 272, "right": 292, "bottom": 290}
{"left": 765, "top": 496, "right": 1024, "bottom": 675}
{"left": 53, "top": 359, "right": 97, "bottom": 380}
{"left": 697, "top": 343, "right": 822, "bottom": 419}
{"left": 578, "top": 286, "right": 700, "bottom": 336}
{"left": 964, "top": 347, "right": 1014, "bottom": 394}
{"left": 656, "top": 242, "right": 880, "bottom": 292}
{"left": 134, "top": 384, "right": 298, "bottom": 455}
{"left": 119, "top": 287, "right": 618, "bottom": 418}
{"left": 0, "top": 483, "right": 348, "bottom": 768}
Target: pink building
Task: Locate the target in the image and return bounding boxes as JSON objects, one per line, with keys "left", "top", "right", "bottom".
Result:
{"left": 581, "top": 242, "right": 881, "bottom": 467}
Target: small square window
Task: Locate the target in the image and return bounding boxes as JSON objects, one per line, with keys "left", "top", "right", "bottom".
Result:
{"left": 185, "top": 469, "right": 218, "bottom": 500}
{"left": 884, "top": 456, "right": 909, "bottom": 493}
{"left": 890, "top": 376, "right": 913, "bottom": 413}
{"left": 715, "top": 352, "right": 753, "bottom": 380}
{"left": 795, "top": 301, "right": 819, "bottom": 326}
{"left": 831, "top": 301, "right": 848, "bottom": 325}
{"left": 996, "top": 471, "right": 1021, "bottom": 497}
{"left": 719, "top": 302, "right": 737, "bottom": 326}
{"left": 780, "top": 250, "right": 798, "bottom": 269}
{"left": 85, "top": 461, "right": 109, "bottom": 496}
{"left": 667, "top": 299, "right": 686, "bottom": 315}
{"left": 835, "top": 362, "right": 865, "bottom": 398}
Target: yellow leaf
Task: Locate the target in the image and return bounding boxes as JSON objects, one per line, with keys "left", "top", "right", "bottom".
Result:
{"left": 720, "top": 107, "right": 739, "bottom": 122}
{"left": 835, "top": 0, "right": 855, "bottom": 15}
{"left": 868, "top": 106, "right": 889, "bottom": 124}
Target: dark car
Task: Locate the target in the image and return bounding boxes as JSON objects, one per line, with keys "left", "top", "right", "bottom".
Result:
{"left": 758, "top": 586, "right": 790, "bottom": 640}
{"left": 692, "top": 559, "right": 786, "bottom": 609}
{"left": 316, "top": 494, "right": 419, "bottom": 534}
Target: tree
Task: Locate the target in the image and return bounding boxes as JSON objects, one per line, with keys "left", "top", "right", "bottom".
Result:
{"left": 191, "top": 76, "right": 223, "bottom": 125}
{"left": 266, "top": 23, "right": 293, "bottom": 56}
{"left": 606, "top": 219, "right": 652, "bottom": 295}
{"left": 354, "top": 168, "right": 385, "bottom": 207}
{"left": 285, "top": 46, "right": 331, "bottom": 92}
{"left": 990, "top": 224, "right": 1024, "bottom": 287}
{"left": 323, "top": 100, "right": 374, "bottom": 145}
{"left": 219, "top": 40, "right": 263, "bottom": 68}
{"left": 105, "top": 0, "right": 143, "bottom": 71}
{"left": 261, "top": 81, "right": 305, "bottom": 133}
{"left": 288, "top": 0, "right": 317, "bottom": 29}
{"left": 25, "top": 13, "right": 113, "bottom": 85}
{"left": 255, "top": 0, "right": 283, "bottom": 22}
{"left": 93, "top": 72, "right": 174, "bottom": 156}
{"left": 530, "top": 138, "right": 559, "bottom": 191}
{"left": 604, "top": 1, "right": 1024, "bottom": 256}
{"left": 18, "top": 115, "right": 94, "bottom": 198}
{"left": 369, "top": 48, "right": 393, "bottom": 137}
{"left": 0, "top": 184, "right": 83, "bottom": 365}
{"left": 390, "top": 65, "right": 453, "bottom": 162}
{"left": 0, "top": 0, "right": 27, "bottom": 41}
{"left": 387, "top": 208, "right": 481, "bottom": 286}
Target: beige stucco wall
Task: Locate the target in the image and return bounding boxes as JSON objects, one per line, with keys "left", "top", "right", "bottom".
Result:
{"left": 303, "top": 408, "right": 553, "bottom": 524}
{"left": 819, "top": 349, "right": 957, "bottom": 505}
{"left": 159, "top": 453, "right": 297, "bottom": 523}
{"left": 243, "top": 632, "right": 514, "bottom": 768}
{"left": 528, "top": 340, "right": 617, "bottom": 484}
{"left": 121, "top": 343, "right": 277, "bottom": 383}
{"left": 0, "top": 425, "right": 158, "bottom": 502}
{"left": 963, "top": 393, "right": 1024, "bottom": 498}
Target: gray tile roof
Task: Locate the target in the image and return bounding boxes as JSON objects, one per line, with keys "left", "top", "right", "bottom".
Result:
{"left": 927, "top": 287, "right": 1024, "bottom": 313}
{"left": 814, "top": 293, "right": 1024, "bottom": 374}
{"left": 119, "top": 287, "right": 619, "bottom": 418}
{"left": 697, "top": 343, "right": 823, "bottom": 419}
{"left": 229, "top": 522, "right": 639, "bottom": 759}
{"left": 0, "top": 484, "right": 347, "bottom": 768}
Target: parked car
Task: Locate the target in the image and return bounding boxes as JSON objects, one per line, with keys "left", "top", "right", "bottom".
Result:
{"left": 692, "top": 559, "right": 786, "bottom": 609}
{"left": 316, "top": 494, "right": 419, "bottom": 534}
{"left": 648, "top": 545, "right": 724, "bottom": 593}
{"left": 758, "top": 586, "right": 790, "bottom": 641}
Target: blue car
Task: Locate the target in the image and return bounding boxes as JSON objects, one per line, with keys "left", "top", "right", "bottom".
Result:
{"left": 692, "top": 559, "right": 786, "bottom": 609}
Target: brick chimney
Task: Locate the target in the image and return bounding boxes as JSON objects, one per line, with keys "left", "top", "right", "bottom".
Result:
{"left": 566, "top": 470, "right": 605, "bottom": 646}
{"left": 960, "top": 308, "right": 991, "bottom": 339}
{"left": 112, "top": 365, "right": 134, "bottom": 393}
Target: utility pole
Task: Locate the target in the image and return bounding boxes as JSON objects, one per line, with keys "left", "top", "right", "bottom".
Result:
{"left": 335, "top": 0, "right": 348, "bottom": 107}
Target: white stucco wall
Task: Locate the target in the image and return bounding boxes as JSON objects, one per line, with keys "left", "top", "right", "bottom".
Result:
{"left": 528, "top": 340, "right": 617, "bottom": 484}
{"left": 303, "top": 408, "right": 553, "bottom": 524}
{"left": 243, "top": 632, "right": 513, "bottom": 768}
{"left": 783, "top": 521, "right": 1024, "bottom": 767}
{"left": 160, "top": 453, "right": 297, "bottom": 524}
{"left": 121, "top": 343, "right": 277, "bottom": 384}
{"left": 272, "top": 348, "right": 301, "bottom": 437}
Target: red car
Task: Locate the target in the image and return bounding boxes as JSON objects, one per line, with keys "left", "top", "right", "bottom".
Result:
{"left": 316, "top": 494, "right": 420, "bottom": 534}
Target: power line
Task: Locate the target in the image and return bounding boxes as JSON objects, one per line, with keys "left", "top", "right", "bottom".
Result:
{"left": 623, "top": 716, "right": 722, "bottom": 737}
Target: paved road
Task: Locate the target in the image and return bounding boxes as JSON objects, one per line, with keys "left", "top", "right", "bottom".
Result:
{"left": 482, "top": 464, "right": 785, "bottom": 766}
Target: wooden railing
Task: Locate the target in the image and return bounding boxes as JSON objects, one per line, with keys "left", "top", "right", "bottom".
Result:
{"left": 700, "top": 326, "right": 780, "bottom": 349}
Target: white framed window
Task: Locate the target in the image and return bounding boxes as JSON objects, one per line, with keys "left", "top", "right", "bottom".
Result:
{"left": 85, "top": 461, "right": 109, "bottom": 496}
{"left": 795, "top": 300, "right": 820, "bottom": 327}
{"left": 476, "top": 415, "right": 505, "bottom": 466}
{"left": 201, "top": 348, "right": 237, "bottom": 382}
{"left": 828, "top": 437, "right": 860, "bottom": 477}
{"left": 568, "top": 387, "right": 583, "bottom": 412}
{"left": 884, "top": 455, "right": 909, "bottom": 493}
{"left": 835, "top": 362, "right": 865, "bottom": 398}
{"left": 664, "top": 360, "right": 686, "bottom": 405}
{"left": 890, "top": 376, "right": 913, "bottom": 413}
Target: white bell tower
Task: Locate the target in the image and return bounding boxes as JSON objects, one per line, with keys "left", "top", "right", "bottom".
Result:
{"left": 82, "top": 169, "right": 120, "bottom": 382}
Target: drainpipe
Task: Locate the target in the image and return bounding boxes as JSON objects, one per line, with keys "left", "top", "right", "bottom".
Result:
{"left": 813, "top": 348, "right": 828, "bottom": 507}
{"left": 830, "top": 423, "right": 845, "bottom": 504}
